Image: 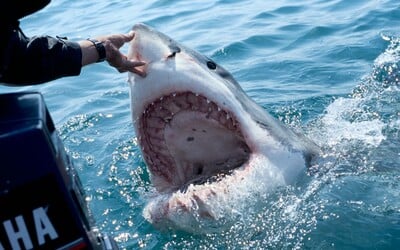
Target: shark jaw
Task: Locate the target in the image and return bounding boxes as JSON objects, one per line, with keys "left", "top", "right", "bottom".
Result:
{"left": 127, "top": 23, "right": 319, "bottom": 231}
{"left": 137, "top": 91, "right": 251, "bottom": 193}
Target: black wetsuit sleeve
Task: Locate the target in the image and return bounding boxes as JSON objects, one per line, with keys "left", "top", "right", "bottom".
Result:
{"left": 0, "top": 0, "right": 83, "bottom": 86}
{"left": 0, "top": 28, "right": 83, "bottom": 85}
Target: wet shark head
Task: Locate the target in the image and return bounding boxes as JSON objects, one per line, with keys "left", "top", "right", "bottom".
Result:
{"left": 128, "top": 23, "right": 319, "bottom": 229}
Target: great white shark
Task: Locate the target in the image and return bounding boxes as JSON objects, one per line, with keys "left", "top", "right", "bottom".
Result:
{"left": 127, "top": 23, "right": 319, "bottom": 232}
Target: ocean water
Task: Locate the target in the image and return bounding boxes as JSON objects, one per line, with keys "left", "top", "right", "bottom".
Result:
{"left": 1, "top": 0, "right": 400, "bottom": 249}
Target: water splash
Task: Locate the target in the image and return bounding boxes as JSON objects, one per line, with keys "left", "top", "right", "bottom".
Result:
{"left": 300, "top": 35, "right": 400, "bottom": 248}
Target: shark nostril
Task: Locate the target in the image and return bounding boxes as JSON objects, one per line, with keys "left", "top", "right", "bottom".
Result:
{"left": 167, "top": 52, "right": 177, "bottom": 58}
{"left": 168, "top": 43, "right": 181, "bottom": 58}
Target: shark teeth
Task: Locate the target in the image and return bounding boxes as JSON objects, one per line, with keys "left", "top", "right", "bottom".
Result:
{"left": 141, "top": 92, "right": 239, "bottom": 131}
{"left": 137, "top": 91, "right": 245, "bottom": 192}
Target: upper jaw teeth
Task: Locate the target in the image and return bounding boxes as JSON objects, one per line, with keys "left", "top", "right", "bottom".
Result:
{"left": 137, "top": 92, "right": 239, "bottom": 131}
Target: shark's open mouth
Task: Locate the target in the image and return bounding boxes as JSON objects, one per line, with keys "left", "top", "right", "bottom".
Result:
{"left": 137, "top": 91, "right": 251, "bottom": 193}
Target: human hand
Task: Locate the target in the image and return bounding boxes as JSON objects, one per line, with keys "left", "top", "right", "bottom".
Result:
{"left": 96, "top": 32, "right": 146, "bottom": 76}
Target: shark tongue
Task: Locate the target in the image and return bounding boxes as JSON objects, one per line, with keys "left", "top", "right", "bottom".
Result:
{"left": 138, "top": 92, "right": 250, "bottom": 192}
{"left": 165, "top": 110, "right": 250, "bottom": 187}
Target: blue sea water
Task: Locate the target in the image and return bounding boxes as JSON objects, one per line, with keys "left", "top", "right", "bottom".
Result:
{"left": 1, "top": 0, "right": 400, "bottom": 249}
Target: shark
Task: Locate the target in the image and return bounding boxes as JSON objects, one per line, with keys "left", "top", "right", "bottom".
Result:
{"left": 127, "top": 23, "right": 319, "bottom": 232}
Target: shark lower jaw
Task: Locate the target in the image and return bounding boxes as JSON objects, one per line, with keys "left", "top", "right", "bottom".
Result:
{"left": 136, "top": 91, "right": 251, "bottom": 193}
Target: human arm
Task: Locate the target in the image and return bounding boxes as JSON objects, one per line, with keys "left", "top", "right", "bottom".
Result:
{"left": 0, "top": 0, "right": 145, "bottom": 85}
{"left": 0, "top": 30, "right": 83, "bottom": 85}
{"left": 79, "top": 32, "right": 146, "bottom": 76}
{"left": 0, "top": 30, "right": 145, "bottom": 85}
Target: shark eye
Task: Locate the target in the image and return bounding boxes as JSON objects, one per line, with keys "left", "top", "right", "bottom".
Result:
{"left": 207, "top": 61, "right": 217, "bottom": 70}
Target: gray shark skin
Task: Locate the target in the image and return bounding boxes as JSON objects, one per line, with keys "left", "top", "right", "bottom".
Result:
{"left": 127, "top": 23, "right": 319, "bottom": 232}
